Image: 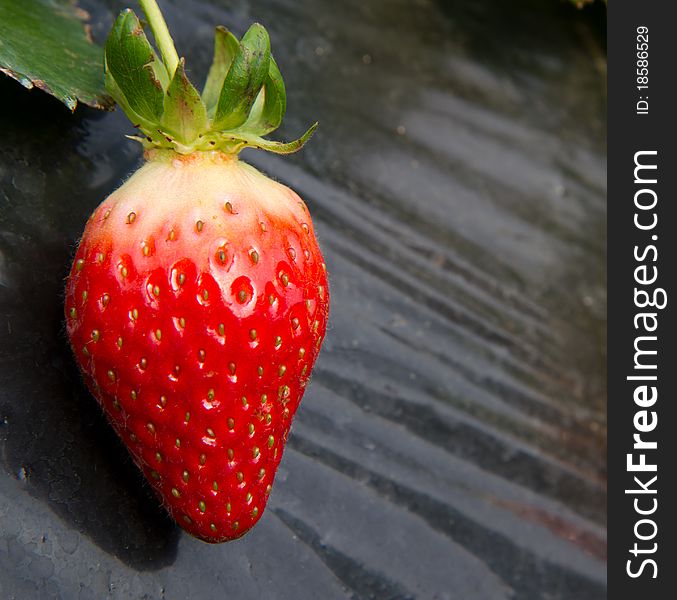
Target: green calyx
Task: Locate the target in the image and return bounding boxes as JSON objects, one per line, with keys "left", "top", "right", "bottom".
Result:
{"left": 104, "top": 0, "right": 317, "bottom": 155}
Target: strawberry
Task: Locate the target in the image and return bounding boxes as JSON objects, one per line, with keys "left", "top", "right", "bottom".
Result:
{"left": 64, "top": 0, "right": 329, "bottom": 543}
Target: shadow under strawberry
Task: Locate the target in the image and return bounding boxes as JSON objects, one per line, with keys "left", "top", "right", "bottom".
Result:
{"left": 0, "top": 76, "right": 180, "bottom": 570}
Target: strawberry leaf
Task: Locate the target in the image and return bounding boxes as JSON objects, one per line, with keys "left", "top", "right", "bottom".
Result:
{"left": 212, "top": 24, "right": 271, "bottom": 131}
{"left": 161, "top": 58, "right": 208, "bottom": 144}
{"left": 238, "top": 56, "right": 287, "bottom": 136}
{"left": 202, "top": 26, "right": 240, "bottom": 117}
{"left": 224, "top": 122, "right": 318, "bottom": 154}
{"left": 0, "top": 0, "right": 112, "bottom": 111}
{"left": 105, "top": 9, "right": 167, "bottom": 124}
{"left": 105, "top": 70, "right": 157, "bottom": 132}
{"left": 99, "top": 2, "right": 315, "bottom": 157}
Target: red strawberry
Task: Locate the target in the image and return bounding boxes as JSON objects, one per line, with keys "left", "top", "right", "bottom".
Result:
{"left": 64, "top": 2, "right": 329, "bottom": 542}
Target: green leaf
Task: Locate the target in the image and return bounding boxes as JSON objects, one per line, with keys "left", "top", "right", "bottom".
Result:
{"left": 161, "top": 58, "right": 208, "bottom": 144}
{"left": 0, "top": 0, "right": 111, "bottom": 110}
{"left": 212, "top": 23, "right": 271, "bottom": 131}
{"left": 238, "top": 56, "right": 287, "bottom": 136}
{"left": 105, "top": 72, "right": 156, "bottom": 132}
{"left": 202, "top": 26, "right": 240, "bottom": 116}
{"left": 104, "top": 9, "right": 166, "bottom": 124}
{"left": 225, "top": 122, "right": 318, "bottom": 154}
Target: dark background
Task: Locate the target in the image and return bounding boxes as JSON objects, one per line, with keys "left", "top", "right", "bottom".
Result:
{"left": 0, "top": 0, "right": 606, "bottom": 598}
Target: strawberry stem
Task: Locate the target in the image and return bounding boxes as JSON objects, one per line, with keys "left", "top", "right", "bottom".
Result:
{"left": 104, "top": 1, "right": 316, "bottom": 155}
{"left": 138, "top": 0, "right": 179, "bottom": 77}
